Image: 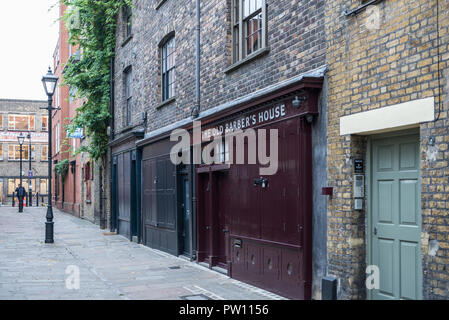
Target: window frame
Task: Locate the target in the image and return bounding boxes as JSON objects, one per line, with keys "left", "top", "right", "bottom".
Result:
{"left": 39, "top": 178, "right": 49, "bottom": 196}
{"left": 55, "top": 86, "right": 60, "bottom": 108}
{"left": 124, "top": 68, "right": 132, "bottom": 126}
{"left": 123, "top": 5, "right": 132, "bottom": 39}
{"left": 231, "top": 0, "right": 267, "bottom": 64}
{"left": 8, "top": 178, "right": 32, "bottom": 195}
{"left": 55, "top": 123, "right": 60, "bottom": 154}
{"left": 8, "top": 114, "right": 35, "bottom": 131}
{"left": 41, "top": 145, "right": 48, "bottom": 161}
{"left": 8, "top": 144, "right": 35, "bottom": 161}
{"left": 42, "top": 116, "right": 49, "bottom": 132}
{"left": 161, "top": 36, "right": 176, "bottom": 102}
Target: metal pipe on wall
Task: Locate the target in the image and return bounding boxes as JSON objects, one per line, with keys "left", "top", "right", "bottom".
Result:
{"left": 109, "top": 53, "right": 116, "bottom": 232}
{"left": 190, "top": 0, "right": 201, "bottom": 259}
{"left": 191, "top": 0, "right": 200, "bottom": 118}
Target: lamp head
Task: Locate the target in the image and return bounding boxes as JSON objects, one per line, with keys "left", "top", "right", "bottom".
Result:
{"left": 17, "top": 132, "right": 25, "bottom": 145}
{"left": 41, "top": 66, "right": 59, "bottom": 97}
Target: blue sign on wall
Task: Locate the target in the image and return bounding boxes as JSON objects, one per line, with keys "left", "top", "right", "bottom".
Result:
{"left": 70, "top": 128, "right": 84, "bottom": 139}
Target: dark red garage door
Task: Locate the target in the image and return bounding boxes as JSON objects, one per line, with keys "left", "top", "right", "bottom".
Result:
{"left": 197, "top": 105, "right": 313, "bottom": 299}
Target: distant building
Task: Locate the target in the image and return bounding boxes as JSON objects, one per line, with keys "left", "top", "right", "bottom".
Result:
{"left": 0, "top": 99, "right": 49, "bottom": 206}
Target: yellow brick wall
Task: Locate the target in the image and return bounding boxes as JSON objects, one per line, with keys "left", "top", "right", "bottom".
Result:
{"left": 326, "top": 0, "right": 449, "bottom": 299}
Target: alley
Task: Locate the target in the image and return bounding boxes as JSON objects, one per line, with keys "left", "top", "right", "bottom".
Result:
{"left": 0, "top": 206, "right": 286, "bottom": 300}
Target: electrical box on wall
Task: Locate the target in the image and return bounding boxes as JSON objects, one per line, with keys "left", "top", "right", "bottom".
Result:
{"left": 322, "top": 276, "right": 338, "bottom": 300}
{"left": 353, "top": 175, "right": 364, "bottom": 198}
{"left": 353, "top": 174, "right": 365, "bottom": 210}
{"left": 354, "top": 198, "right": 363, "bottom": 210}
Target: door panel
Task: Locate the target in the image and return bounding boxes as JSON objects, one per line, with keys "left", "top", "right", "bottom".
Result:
{"left": 378, "top": 181, "right": 393, "bottom": 223}
{"left": 399, "top": 180, "right": 418, "bottom": 225}
{"left": 142, "top": 155, "right": 178, "bottom": 253}
{"left": 181, "top": 176, "right": 191, "bottom": 256}
{"left": 216, "top": 172, "right": 230, "bottom": 266}
{"left": 117, "top": 152, "right": 131, "bottom": 239}
{"left": 400, "top": 241, "right": 418, "bottom": 299}
{"left": 371, "top": 134, "right": 421, "bottom": 300}
{"left": 378, "top": 238, "right": 394, "bottom": 298}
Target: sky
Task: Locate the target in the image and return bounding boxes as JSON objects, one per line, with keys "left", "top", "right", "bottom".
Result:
{"left": 0, "top": 0, "right": 59, "bottom": 101}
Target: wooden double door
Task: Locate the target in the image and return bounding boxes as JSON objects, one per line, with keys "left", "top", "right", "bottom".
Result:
{"left": 197, "top": 171, "right": 230, "bottom": 268}
{"left": 196, "top": 115, "right": 313, "bottom": 299}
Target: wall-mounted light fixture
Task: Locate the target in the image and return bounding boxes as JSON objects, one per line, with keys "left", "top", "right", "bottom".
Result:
{"left": 305, "top": 114, "right": 314, "bottom": 124}
{"left": 292, "top": 95, "right": 307, "bottom": 109}
{"left": 294, "top": 90, "right": 319, "bottom": 123}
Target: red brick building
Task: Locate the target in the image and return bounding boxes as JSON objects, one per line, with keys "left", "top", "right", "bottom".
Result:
{"left": 51, "top": 2, "right": 83, "bottom": 216}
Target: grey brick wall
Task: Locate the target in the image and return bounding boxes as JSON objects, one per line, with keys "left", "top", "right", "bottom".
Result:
{"left": 113, "top": 0, "right": 326, "bottom": 138}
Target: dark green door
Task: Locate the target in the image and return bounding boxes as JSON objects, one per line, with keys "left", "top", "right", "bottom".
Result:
{"left": 371, "top": 133, "right": 422, "bottom": 300}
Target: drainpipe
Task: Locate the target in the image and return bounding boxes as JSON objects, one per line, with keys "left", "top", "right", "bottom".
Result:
{"left": 109, "top": 52, "right": 115, "bottom": 231}
{"left": 190, "top": 146, "right": 197, "bottom": 261}
{"left": 191, "top": 0, "right": 200, "bottom": 118}
{"left": 190, "top": 0, "right": 200, "bottom": 260}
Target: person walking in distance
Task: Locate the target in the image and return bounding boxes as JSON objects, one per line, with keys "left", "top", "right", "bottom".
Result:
{"left": 15, "top": 184, "right": 26, "bottom": 213}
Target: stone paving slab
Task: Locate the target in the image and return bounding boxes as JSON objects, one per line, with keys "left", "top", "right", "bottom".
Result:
{"left": 0, "top": 206, "right": 287, "bottom": 300}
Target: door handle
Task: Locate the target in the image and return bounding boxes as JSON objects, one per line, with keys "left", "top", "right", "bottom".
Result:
{"left": 374, "top": 227, "right": 377, "bottom": 235}
{"left": 222, "top": 228, "right": 229, "bottom": 233}
{"left": 253, "top": 177, "right": 268, "bottom": 188}
{"left": 205, "top": 226, "right": 211, "bottom": 230}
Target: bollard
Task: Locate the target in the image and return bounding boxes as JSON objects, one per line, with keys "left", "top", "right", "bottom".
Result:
{"left": 12, "top": 194, "right": 15, "bottom": 207}
{"left": 36, "top": 192, "right": 39, "bottom": 206}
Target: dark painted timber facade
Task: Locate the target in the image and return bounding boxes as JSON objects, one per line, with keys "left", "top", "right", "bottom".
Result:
{"left": 194, "top": 79, "right": 322, "bottom": 299}
{"left": 131, "top": 68, "right": 327, "bottom": 299}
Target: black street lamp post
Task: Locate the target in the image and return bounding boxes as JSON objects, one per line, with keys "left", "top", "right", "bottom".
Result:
{"left": 41, "top": 67, "right": 58, "bottom": 244}
{"left": 17, "top": 133, "right": 25, "bottom": 213}
{"left": 27, "top": 133, "right": 32, "bottom": 207}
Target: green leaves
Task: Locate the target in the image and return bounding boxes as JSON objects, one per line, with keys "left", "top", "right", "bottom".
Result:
{"left": 55, "top": 159, "right": 70, "bottom": 180}
{"left": 61, "top": 0, "right": 132, "bottom": 161}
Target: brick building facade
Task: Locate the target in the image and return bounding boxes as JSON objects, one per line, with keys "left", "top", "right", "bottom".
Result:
{"left": 52, "top": 2, "right": 104, "bottom": 225}
{"left": 48, "top": 0, "right": 449, "bottom": 300}
{"left": 111, "top": 0, "right": 327, "bottom": 299}
{"left": 326, "top": 0, "right": 449, "bottom": 299}
{"left": 0, "top": 99, "right": 49, "bottom": 206}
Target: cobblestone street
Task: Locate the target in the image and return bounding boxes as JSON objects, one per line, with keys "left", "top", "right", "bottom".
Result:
{"left": 0, "top": 206, "right": 286, "bottom": 300}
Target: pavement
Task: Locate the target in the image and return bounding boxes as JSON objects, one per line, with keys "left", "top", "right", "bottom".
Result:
{"left": 0, "top": 205, "right": 287, "bottom": 300}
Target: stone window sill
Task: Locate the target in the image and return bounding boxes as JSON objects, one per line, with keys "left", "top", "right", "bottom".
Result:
{"left": 156, "top": 96, "right": 176, "bottom": 109}
{"left": 121, "top": 35, "right": 133, "bottom": 47}
{"left": 8, "top": 129, "right": 36, "bottom": 132}
{"left": 156, "top": 0, "right": 168, "bottom": 10}
{"left": 224, "top": 47, "right": 270, "bottom": 74}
